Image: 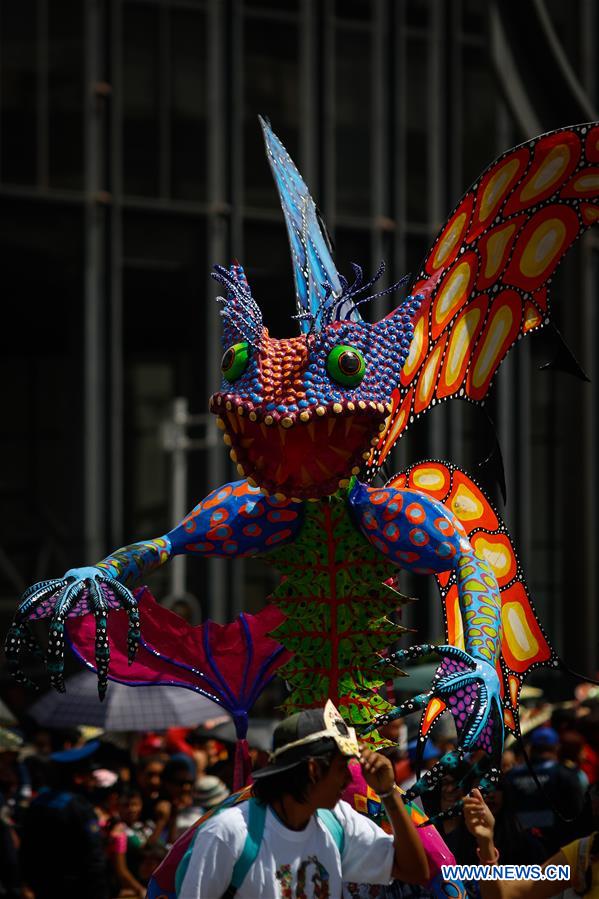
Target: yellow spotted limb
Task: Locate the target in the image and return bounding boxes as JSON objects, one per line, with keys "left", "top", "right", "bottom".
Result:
{"left": 387, "top": 461, "right": 557, "bottom": 736}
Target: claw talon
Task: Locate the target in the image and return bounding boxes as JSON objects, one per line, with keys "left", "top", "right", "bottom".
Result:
{"left": 8, "top": 567, "right": 140, "bottom": 698}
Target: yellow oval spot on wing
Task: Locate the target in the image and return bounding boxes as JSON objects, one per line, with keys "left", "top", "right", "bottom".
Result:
{"left": 472, "top": 536, "right": 512, "bottom": 578}
{"left": 484, "top": 224, "right": 516, "bottom": 280}
{"left": 416, "top": 343, "right": 444, "bottom": 408}
{"left": 582, "top": 205, "right": 599, "bottom": 224}
{"left": 520, "top": 144, "right": 570, "bottom": 202}
{"left": 451, "top": 483, "right": 484, "bottom": 521}
{"left": 444, "top": 307, "right": 482, "bottom": 387}
{"left": 502, "top": 602, "right": 539, "bottom": 663}
{"left": 572, "top": 173, "right": 599, "bottom": 193}
{"left": 432, "top": 212, "right": 468, "bottom": 269}
{"left": 520, "top": 218, "right": 566, "bottom": 279}
{"left": 471, "top": 305, "right": 513, "bottom": 389}
{"left": 434, "top": 260, "right": 472, "bottom": 328}
{"left": 412, "top": 466, "right": 447, "bottom": 492}
{"left": 480, "top": 159, "right": 521, "bottom": 221}
{"left": 403, "top": 315, "right": 425, "bottom": 381}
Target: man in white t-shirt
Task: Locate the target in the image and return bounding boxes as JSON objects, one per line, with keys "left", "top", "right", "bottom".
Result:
{"left": 177, "top": 701, "right": 429, "bottom": 898}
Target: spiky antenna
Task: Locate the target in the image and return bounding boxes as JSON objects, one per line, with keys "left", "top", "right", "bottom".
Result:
{"left": 338, "top": 261, "right": 412, "bottom": 310}
{"left": 212, "top": 264, "right": 264, "bottom": 348}
{"left": 291, "top": 262, "right": 411, "bottom": 334}
{"left": 217, "top": 302, "right": 263, "bottom": 347}
{"left": 291, "top": 281, "right": 338, "bottom": 335}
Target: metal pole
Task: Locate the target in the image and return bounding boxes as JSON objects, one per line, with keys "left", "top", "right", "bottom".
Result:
{"left": 161, "top": 399, "right": 219, "bottom": 604}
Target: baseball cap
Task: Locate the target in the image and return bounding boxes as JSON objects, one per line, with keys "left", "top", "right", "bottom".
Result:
{"left": 530, "top": 726, "right": 559, "bottom": 748}
{"left": 253, "top": 701, "right": 360, "bottom": 780}
{"left": 49, "top": 739, "right": 101, "bottom": 764}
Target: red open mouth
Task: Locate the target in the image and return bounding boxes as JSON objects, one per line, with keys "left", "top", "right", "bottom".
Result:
{"left": 209, "top": 394, "right": 390, "bottom": 499}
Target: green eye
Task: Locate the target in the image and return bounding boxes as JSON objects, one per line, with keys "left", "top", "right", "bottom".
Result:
{"left": 327, "top": 345, "right": 366, "bottom": 387}
{"left": 221, "top": 342, "right": 250, "bottom": 382}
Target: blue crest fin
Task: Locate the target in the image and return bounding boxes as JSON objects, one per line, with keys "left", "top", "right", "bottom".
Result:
{"left": 259, "top": 116, "right": 359, "bottom": 333}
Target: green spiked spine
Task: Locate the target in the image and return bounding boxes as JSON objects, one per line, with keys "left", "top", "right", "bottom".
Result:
{"left": 260, "top": 490, "right": 407, "bottom": 741}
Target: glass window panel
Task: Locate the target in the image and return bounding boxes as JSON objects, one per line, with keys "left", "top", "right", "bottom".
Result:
{"left": 48, "top": 0, "right": 84, "bottom": 189}
{"left": 335, "top": 27, "right": 371, "bottom": 217}
{"left": 405, "top": 39, "right": 428, "bottom": 223}
{"left": 243, "top": 220, "right": 296, "bottom": 337}
{"left": 334, "top": 0, "right": 371, "bottom": 21}
{"left": 406, "top": 232, "right": 429, "bottom": 283}
{"left": 405, "top": 0, "right": 429, "bottom": 29}
{"left": 0, "top": 0, "right": 37, "bottom": 185}
{"left": 244, "top": 17, "right": 300, "bottom": 208}
{"left": 123, "top": 4, "right": 161, "bottom": 196}
{"left": 122, "top": 211, "right": 208, "bottom": 573}
{"left": 245, "top": 0, "right": 299, "bottom": 10}
{"left": 123, "top": 211, "right": 206, "bottom": 355}
{"left": 461, "top": 45, "right": 497, "bottom": 186}
{"left": 170, "top": 9, "right": 208, "bottom": 201}
{"left": 0, "top": 200, "right": 84, "bottom": 591}
{"left": 544, "top": 0, "right": 581, "bottom": 77}
{"left": 334, "top": 226, "right": 373, "bottom": 309}
{"left": 461, "top": 0, "right": 487, "bottom": 35}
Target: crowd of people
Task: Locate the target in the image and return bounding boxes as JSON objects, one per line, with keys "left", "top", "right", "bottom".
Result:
{"left": 0, "top": 719, "right": 237, "bottom": 898}
{"left": 0, "top": 685, "right": 597, "bottom": 898}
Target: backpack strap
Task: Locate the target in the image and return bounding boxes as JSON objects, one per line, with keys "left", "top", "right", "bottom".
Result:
{"left": 175, "top": 799, "right": 343, "bottom": 899}
{"left": 174, "top": 791, "right": 252, "bottom": 896}
{"left": 230, "top": 799, "right": 267, "bottom": 890}
{"left": 317, "top": 809, "right": 345, "bottom": 857}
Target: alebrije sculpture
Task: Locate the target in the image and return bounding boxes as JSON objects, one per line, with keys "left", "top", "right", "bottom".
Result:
{"left": 6, "top": 117, "right": 599, "bottom": 805}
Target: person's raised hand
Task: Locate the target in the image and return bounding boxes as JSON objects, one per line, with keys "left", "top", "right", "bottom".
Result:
{"left": 463, "top": 788, "right": 495, "bottom": 842}
{"left": 359, "top": 746, "right": 395, "bottom": 796}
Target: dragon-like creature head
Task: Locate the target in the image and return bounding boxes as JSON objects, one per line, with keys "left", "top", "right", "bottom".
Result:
{"left": 208, "top": 119, "right": 420, "bottom": 500}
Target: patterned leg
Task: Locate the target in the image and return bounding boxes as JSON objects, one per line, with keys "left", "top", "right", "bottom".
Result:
{"left": 47, "top": 581, "right": 87, "bottom": 692}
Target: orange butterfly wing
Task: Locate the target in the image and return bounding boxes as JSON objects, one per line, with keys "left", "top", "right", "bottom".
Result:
{"left": 371, "top": 124, "right": 599, "bottom": 472}
{"left": 387, "top": 461, "right": 557, "bottom": 735}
